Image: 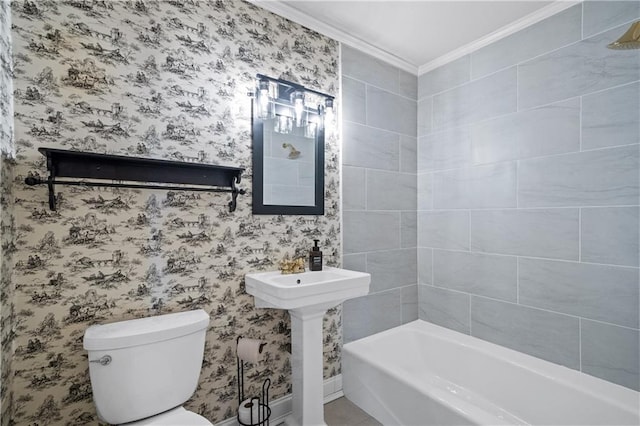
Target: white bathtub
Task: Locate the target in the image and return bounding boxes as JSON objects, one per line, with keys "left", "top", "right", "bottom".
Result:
{"left": 343, "top": 320, "right": 639, "bottom": 426}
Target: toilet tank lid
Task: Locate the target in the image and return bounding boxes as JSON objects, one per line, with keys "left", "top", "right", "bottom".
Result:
{"left": 83, "top": 309, "right": 210, "bottom": 351}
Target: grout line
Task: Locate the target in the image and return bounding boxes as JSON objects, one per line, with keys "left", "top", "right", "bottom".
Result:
{"left": 578, "top": 208, "right": 582, "bottom": 262}
{"left": 425, "top": 76, "right": 640, "bottom": 135}
{"left": 344, "top": 118, "right": 416, "bottom": 139}
{"left": 580, "top": 0, "right": 584, "bottom": 40}
{"left": 413, "top": 204, "right": 640, "bottom": 214}
{"left": 363, "top": 83, "right": 369, "bottom": 131}
{"left": 516, "top": 160, "right": 519, "bottom": 209}
{"left": 430, "top": 96, "right": 434, "bottom": 133}
{"left": 579, "top": 318, "right": 583, "bottom": 371}
{"left": 579, "top": 95, "right": 583, "bottom": 152}
{"left": 469, "top": 295, "right": 473, "bottom": 335}
{"left": 516, "top": 257, "right": 520, "bottom": 304}
{"left": 343, "top": 74, "right": 418, "bottom": 102}
{"left": 417, "top": 142, "right": 639, "bottom": 176}
{"left": 364, "top": 168, "right": 368, "bottom": 211}
{"left": 431, "top": 248, "right": 434, "bottom": 286}
{"left": 516, "top": 64, "right": 519, "bottom": 112}
{"left": 414, "top": 247, "right": 639, "bottom": 270}
{"left": 439, "top": 290, "right": 640, "bottom": 331}
{"left": 468, "top": 209, "right": 472, "bottom": 250}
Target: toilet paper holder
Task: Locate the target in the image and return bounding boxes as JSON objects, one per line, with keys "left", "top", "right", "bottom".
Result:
{"left": 237, "top": 336, "right": 271, "bottom": 426}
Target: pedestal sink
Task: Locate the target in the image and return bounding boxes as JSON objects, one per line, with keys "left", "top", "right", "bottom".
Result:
{"left": 245, "top": 267, "right": 371, "bottom": 426}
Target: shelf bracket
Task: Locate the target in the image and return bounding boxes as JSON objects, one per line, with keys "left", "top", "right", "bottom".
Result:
{"left": 46, "top": 155, "right": 56, "bottom": 211}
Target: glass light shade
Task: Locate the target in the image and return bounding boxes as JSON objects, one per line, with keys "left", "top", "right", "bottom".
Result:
{"left": 293, "top": 91, "right": 305, "bottom": 127}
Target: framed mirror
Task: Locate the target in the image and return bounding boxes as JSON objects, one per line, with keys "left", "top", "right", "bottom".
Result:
{"left": 251, "top": 74, "right": 333, "bottom": 215}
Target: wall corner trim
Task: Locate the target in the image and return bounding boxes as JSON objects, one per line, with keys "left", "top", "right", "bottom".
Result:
{"left": 247, "top": 0, "right": 419, "bottom": 75}
{"left": 249, "top": 0, "right": 580, "bottom": 77}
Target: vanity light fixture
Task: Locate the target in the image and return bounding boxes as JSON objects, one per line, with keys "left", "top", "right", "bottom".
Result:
{"left": 324, "top": 98, "right": 334, "bottom": 124}
{"left": 258, "top": 78, "right": 271, "bottom": 118}
{"left": 253, "top": 74, "right": 335, "bottom": 128}
{"left": 292, "top": 91, "right": 305, "bottom": 127}
{"left": 608, "top": 21, "right": 640, "bottom": 50}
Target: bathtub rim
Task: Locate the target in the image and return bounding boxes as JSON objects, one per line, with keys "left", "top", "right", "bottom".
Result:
{"left": 343, "top": 319, "right": 639, "bottom": 416}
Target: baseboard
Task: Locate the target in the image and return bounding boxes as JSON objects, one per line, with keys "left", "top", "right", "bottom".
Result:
{"left": 215, "top": 374, "right": 343, "bottom": 426}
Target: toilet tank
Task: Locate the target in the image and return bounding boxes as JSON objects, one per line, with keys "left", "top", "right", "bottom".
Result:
{"left": 83, "top": 309, "right": 210, "bottom": 424}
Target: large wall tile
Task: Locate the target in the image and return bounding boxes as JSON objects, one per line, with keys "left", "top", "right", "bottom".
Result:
{"left": 366, "top": 86, "right": 417, "bottom": 136}
{"left": 581, "top": 320, "right": 640, "bottom": 391}
{"left": 367, "top": 170, "right": 417, "bottom": 211}
{"left": 471, "top": 4, "right": 581, "bottom": 79}
{"left": 417, "top": 97, "right": 432, "bottom": 136}
{"left": 433, "top": 67, "right": 517, "bottom": 130}
{"left": 418, "top": 211, "right": 469, "bottom": 250}
{"left": 399, "top": 69, "right": 418, "bottom": 99}
{"left": 342, "top": 45, "right": 400, "bottom": 93}
{"left": 343, "top": 122, "right": 399, "bottom": 171}
{"left": 582, "top": 207, "right": 640, "bottom": 267}
{"left": 367, "top": 248, "right": 417, "bottom": 293}
{"left": 418, "top": 248, "right": 433, "bottom": 285}
{"left": 471, "top": 209, "right": 579, "bottom": 260}
{"left": 519, "top": 258, "right": 639, "bottom": 328}
{"left": 433, "top": 162, "right": 517, "bottom": 209}
{"left": 583, "top": 0, "right": 640, "bottom": 38}
{"left": 471, "top": 297, "right": 580, "bottom": 369}
{"left": 342, "top": 76, "right": 366, "bottom": 125}
{"left": 343, "top": 253, "right": 367, "bottom": 272}
{"left": 401, "top": 211, "right": 417, "bottom": 248}
{"left": 344, "top": 211, "right": 400, "bottom": 254}
{"left": 418, "top": 55, "right": 470, "bottom": 98}
{"left": 343, "top": 290, "right": 403, "bottom": 343}
{"left": 419, "top": 285, "right": 470, "bottom": 334}
{"left": 342, "top": 166, "right": 366, "bottom": 210}
{"left": 402, "top": 285, "right": 419, "bottom": 324}
{"left": 418, "top": 127, "right": 472, "bottom": 172}
{"left": 400, "top": 135, "right": 417, "bottom": 174}
{"left": 417, "top": 172, "right": 433, "bottom": 211}
{"left": 471, "top": 98, "right": 580, "bottom": 165}
{"left": 518, "top": 25, "right": 640, "bottom": 109}
{"left": 582, "top": 82, "right": 640, "bottom": 150}
{"left": 433, "top": 250, "right": 517, "bottom": 302}
{"left": 518, "top": 145, "right": 639, "bottom": 207}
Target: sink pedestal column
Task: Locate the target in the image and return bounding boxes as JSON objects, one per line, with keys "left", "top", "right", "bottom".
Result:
{"left": 285, "top": 306, "right": 330, "bottom": 426}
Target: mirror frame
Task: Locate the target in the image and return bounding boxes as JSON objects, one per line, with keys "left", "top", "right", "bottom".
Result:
{"left": 251, "top": 76, "right": 328, "bottom": 215}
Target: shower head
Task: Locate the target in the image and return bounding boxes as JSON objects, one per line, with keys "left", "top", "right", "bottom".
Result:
{"left": 607, "top": 21, "right": 640, "bottom": 50}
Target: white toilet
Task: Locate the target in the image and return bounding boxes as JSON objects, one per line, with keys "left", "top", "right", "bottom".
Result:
{"left": 83, "top": 309, "right": 213, "bottom": 425}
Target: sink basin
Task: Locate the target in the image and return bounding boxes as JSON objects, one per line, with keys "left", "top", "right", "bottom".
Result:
{"left": 246, "top": 266, "right": 371, "bottom": 426}
{"left": 245, "top": 267, "right": 370, "bottom": 311}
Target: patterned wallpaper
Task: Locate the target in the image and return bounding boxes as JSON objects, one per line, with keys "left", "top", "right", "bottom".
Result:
{"left": 0, "top": 0, "right": 14, "bottom": 157}
{"left": 8, "top": 0, "right": 340, "bottom": 424}
{"left": 1, "top": 0, "right": 16, "bottom": 424}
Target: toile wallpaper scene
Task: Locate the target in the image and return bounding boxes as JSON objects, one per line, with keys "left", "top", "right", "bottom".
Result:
{"left": 2, "top": 0, "right": 341, "bottom": 424}
{"left": 1, "top": 0, "right": 17, "bottom": 424}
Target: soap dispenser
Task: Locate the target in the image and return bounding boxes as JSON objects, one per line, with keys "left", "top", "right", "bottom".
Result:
{"left": 309, "top": 239, "right": 323, "bottom": 271}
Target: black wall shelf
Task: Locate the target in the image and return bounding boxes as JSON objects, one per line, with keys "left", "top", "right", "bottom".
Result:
{"left": 25, "top": 148, "right": 245, "bottom": 212}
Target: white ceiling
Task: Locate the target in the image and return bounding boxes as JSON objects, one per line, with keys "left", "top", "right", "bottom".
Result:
{"left": 253, "top": 1, "right": 573, "bottom": 74}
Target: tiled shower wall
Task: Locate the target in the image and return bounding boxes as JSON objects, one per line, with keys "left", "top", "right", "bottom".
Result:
{"left": 417, "top": 1, "right": 640, "bottom": 390}
{"left": 341, "top": 45, "right": 418, "bottom": 342}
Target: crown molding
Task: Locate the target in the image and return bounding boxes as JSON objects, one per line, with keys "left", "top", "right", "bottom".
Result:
{"left": 249, "top": 0, "right": 580, "bottom": 77}
{"left": 418, "top": 0, "right": 581, "bottom": 75}
{"left": 247, "top": 0, "right": 419, "bottom": 75}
